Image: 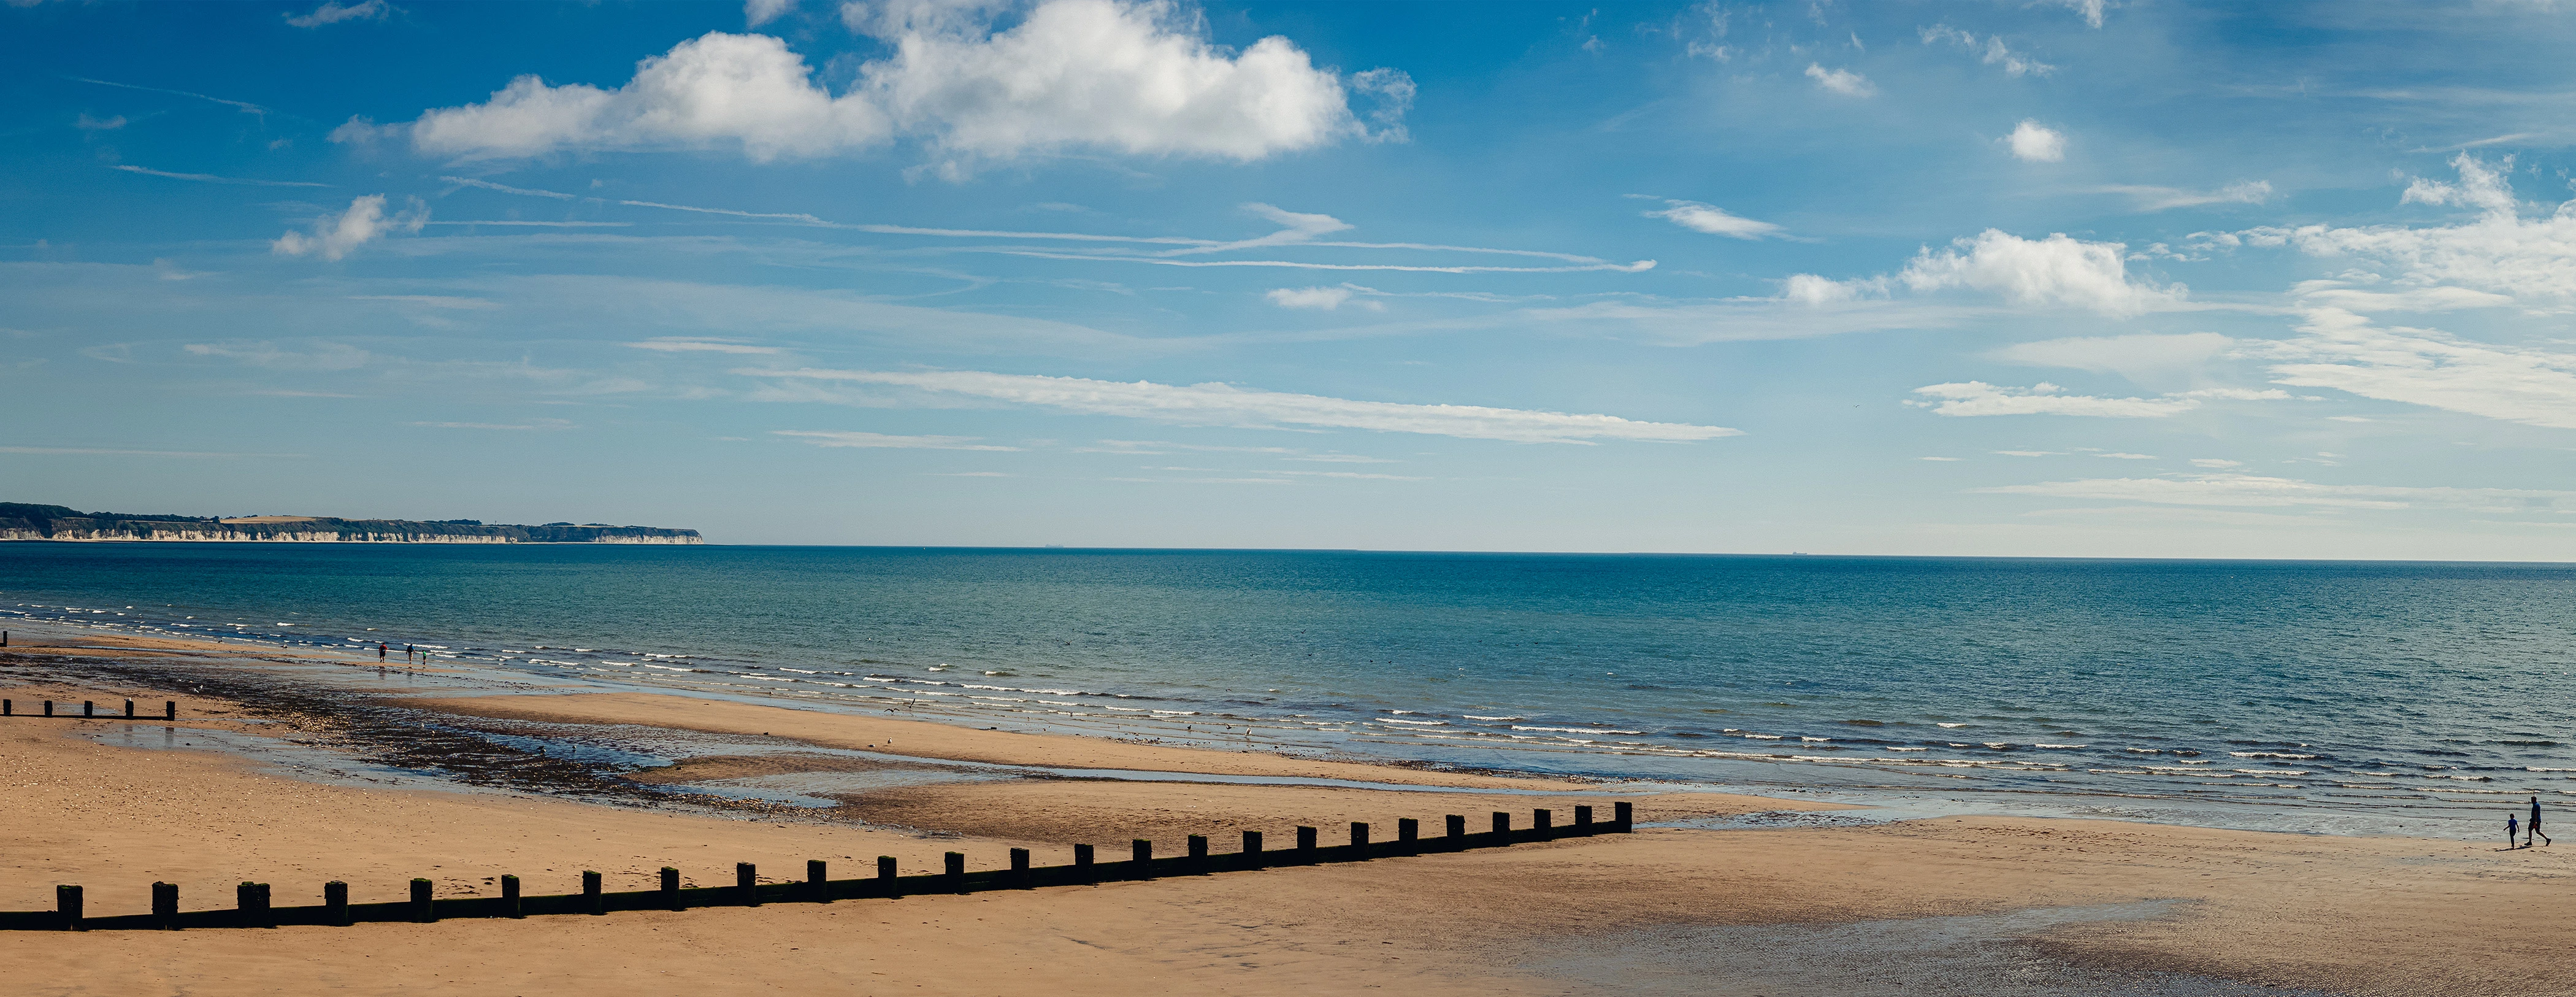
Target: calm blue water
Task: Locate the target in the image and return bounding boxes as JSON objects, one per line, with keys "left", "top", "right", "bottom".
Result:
{"left": 5, "top": 543, "right": 2570, "bottom": 833}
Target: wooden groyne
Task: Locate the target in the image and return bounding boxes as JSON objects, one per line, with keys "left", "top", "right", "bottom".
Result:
{"left": 5, "top": 804, "right": 1632, "bottom": 931}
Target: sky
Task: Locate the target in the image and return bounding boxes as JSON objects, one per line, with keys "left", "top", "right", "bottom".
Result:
{"left": 6, "top": 0, "right": 2576, "bottom": 556}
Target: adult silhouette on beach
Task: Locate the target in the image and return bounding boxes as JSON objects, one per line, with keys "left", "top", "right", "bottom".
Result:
{"left": 2535, "top": 796, "right": 2551, "bottom": 847}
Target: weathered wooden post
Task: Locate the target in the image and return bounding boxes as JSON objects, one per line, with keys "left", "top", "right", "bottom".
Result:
{"left": 410, "top": 878, "right": 434, "bottom": 923}
{"left": 56, "top": 885, "right": 82, "bottom": 931}
{"left": 1574, "top": 805, "right": 1594, "bottom": 830}
{"left": 236, "top": 881, "right": 258, "bottom": 928}
{"left": 878, "top": 856, "right": 900, "bottom": 897}
{"left": 1130, "top": 839, "right": 1152, "bottom": 872}
{"left": 123, "top": 700, "right": 134, "bottom": 718}
{"left": 1073, "top": 844, "right": 1095, "bottom": 881}
{"left": 153, "top": 881, "right": 179, "bottom": 930}
{"left": 325, "top": 880, "right": 350, "bottom": 926}
{"left": 164, "top": 701, "right": 175, "bottom": 721}
{"left": 44, "top": 701, "right": 53, "bottom": 717}
{"left": 583, "top": 871, "right": 604, "bottom": 915}
{"left": 943, "top": 852, "right": 966, "bottom": 893}
{"left": 1009, "top": 847, "right": 1030, "bottom": 886}
{"left": 1349, "top": 822, "right": 1370, "bottom": 856}
{"left": 1397, "top": 817, "right": 1419, "bottom": 853}
{"left": 737, "top": 863, "right": 759, "bottom": 907}
{"left": 1240, "top": 830, "right": 1263, "bottom": 869}
{"left": 256, "top": 883, "right": 272, "bottom": 927}
{"left": 660, "top": 868, "right": 680, "bottom": 910}
{"left": 1186, "top": 834, "right": 1208, "bottom": 871}
{"left": 1534, "top": 809, "right": 1554, "bottom": 834}
{"left": 83, "top": 701, "right": 94, "bottom": 717}
{"left": 1615, "top": 801, "right": 1633, "bottom": 831}
{"left": 3, "top": 699, "right": 11, "bottom": 716}
{"left": 1491, "top": 811, "right": 1511, "bottom": 839}
{"left": 808, "top": 860, "right": 830, "bottom": 903}
{"left": 1295, "top": 825, "right": 1317, "bottom": 862}
{"left": 502, "top": 874, "right": 523, "bottom": 917}
{"left": 1446, "top": 814, "right": 1466, "bottom": 841}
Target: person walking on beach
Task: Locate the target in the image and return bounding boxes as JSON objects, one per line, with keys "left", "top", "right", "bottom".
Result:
{"left": 2535, "top": 796, "right": 2551, "bottom": 847}
{"left": 378, "top": 642, "right": 387, "bottom": 660}
{"left": 2509, "top": 812, "right": 2521, "bottom": 849}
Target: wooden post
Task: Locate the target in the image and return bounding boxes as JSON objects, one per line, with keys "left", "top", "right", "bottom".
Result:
{"left": 737, "top": 862, "right": 759, "bottom": 906}
{"left": 1186, "top": 834, "right": 1208, "bottom": 863}
{"left": 1398, "top": 817, "right": 1419, "bottom": 852}
{"left": 83, "top": 701, "right": 94, "bottom": 717}
{"left": 326, "top": 880, "right": 350, "bottom": 926}
{"left": 237, "top": 881, "right": 258, "bottom": 927}
{"left": 44, "top": 701, "right": 52, "bottom": 717}
{"left": 1446, "top": 814, "right": 1466, "bottom": 839}
{"left": 1073, "top": 844, "right": 1095, "bottom": 880}
{"left": 1534, "top": 809, "right": 1553, "bottom": 833}
{"left": 1574, "top": 805, "right": 1593, "bottom": 829}
{"left": 124, "top": 699, "right": 134, "bottom": 718}
{"left": 808, "top": 860, "right": 830, "bottom": 903}
{"left": 164, "top": 701, "right": 175, "bottom": 721}
{"left": 1241, "top": 830, "right": 1263, "bottom": 869}
{"left": 944, "top": 852, "right": 966, "bottom": 893}
{"left": 1615, "top": 801, "right": 1633, "bottom": 831}
{"left": 153, "top": 882, "right": 179, "bottom": 930}
{"left": 256, "top": 883, "right": 272, "bottom": 927}
{"left": 3, "top": 699, "right": 10, "bottom": 716}
{"left": 583, "top": 871, "right": 604, "bottom": 915}
{"left": 1295, "top": 826, "right": 1317, "bottom": 855}
{"left": 1492, "top": 811, "right": 1511, "bottom": 839}
{"left": 411, "top": 878, "right": 434, "bottom": 923}
{"left": 502, "top": 874, "right": 523, "bottom": 917}
{"left": 1130, "top": 839, "right": 1152, "bottom": 866}
{"left": 1010, "top": 847, "right": 1031, "bottom": 880}
{"left": 660, "top": 867, "right": 681, "bottom": 910}
{"left": 878, "top": 856, "right": 900, "bottom": 898}
{"left": 56, "top": 885, "right": 82, "bottom": 931}
{"left": 1349, "top": 822, "right": 1370, "bottom": 856}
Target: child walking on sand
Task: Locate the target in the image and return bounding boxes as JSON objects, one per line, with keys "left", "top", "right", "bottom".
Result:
{"left": 2509, "top": 813, "right": 2521, "bottom": 849}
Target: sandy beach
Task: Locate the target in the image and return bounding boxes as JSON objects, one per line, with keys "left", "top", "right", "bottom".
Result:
{"left": 2, "top": 630, "right": 2572, "bottom": 996}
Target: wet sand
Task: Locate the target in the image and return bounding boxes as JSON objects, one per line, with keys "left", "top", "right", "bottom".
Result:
{"left": 3, "top": 633, "right": 2574, "bottom": 996}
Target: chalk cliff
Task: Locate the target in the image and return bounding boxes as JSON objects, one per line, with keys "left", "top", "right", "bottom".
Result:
{"left": 0, "top": 503, "right": 702, "bottom": 544}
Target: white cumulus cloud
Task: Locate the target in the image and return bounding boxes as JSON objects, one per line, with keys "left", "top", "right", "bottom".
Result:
{"left": 271, "top": 194, "right": 426, "bottom": 261}
{"left": 2006, "top": 120, "right": 2064, "bottom": 162}
{"left": 742, "top": 368, "right": 1741, "bottom": 444}
{"left": 388, "top": 0, "right": 1402, "bottom": 165}
{"left": 2240, "top": 154, "right": 2576, "bottom": 308}
{"left": 1900, "top": 229, "right": 2185, "bottom": 316}
{"left": 1804, "top": 63, "right": 1874, "bottom": 97}
{"left": 745, "top": 0, "right": 792, "bottom": 26}
{"left": 1646, "top": 199, "right": 1784, "bottom": 239}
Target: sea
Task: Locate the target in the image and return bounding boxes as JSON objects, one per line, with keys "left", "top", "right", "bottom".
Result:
{"left": 4, "top": 542, "right": 2569, "bottom": 839}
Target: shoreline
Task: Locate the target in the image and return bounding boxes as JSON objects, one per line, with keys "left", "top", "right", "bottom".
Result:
{"left": 4, "top": 628, "right": 2574, "bottom": 994}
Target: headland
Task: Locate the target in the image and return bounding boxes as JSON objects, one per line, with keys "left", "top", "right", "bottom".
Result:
{"left": 0, "top": 503, "right": 700, "bottom": 544}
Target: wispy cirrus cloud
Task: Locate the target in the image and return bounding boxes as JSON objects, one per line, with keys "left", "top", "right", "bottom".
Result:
{"left": 1911, "top": 380, "right": 2289, "bottom": 417}
{"left": 740, "top": 367, "right": 1739, "bottom": 444}
{"left": 1980, "top": 473, "right": 2576, "bottom": 512}
{"left": 626, "top": 337, "right": 782, "bottom": 355}
{"left": 773, "top": 429, "right": 1021, "bottom": 450}
{"left": 109, "top": 164, "right": 328, "bottom": 187}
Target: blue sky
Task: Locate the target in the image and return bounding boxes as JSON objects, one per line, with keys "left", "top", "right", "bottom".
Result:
{"left": 6, "top": 1, "right": 2576, "bottom": 555}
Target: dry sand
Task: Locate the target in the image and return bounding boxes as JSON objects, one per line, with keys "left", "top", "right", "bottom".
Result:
{"left": 2, "top": 649, "right": 2572, "bottom": 996}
